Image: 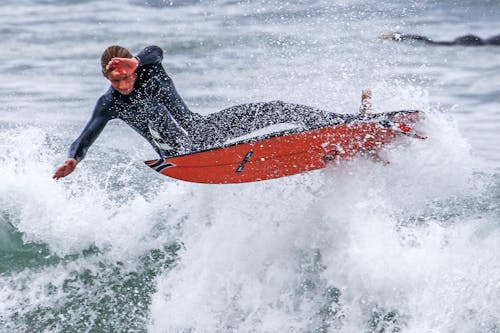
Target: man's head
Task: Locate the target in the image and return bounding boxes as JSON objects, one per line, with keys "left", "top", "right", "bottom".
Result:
{"left": 101, "top": 45, "right": 137, "bottom": 95}
{"left": 101, "top": 45, "right": 132, "bottom": 76}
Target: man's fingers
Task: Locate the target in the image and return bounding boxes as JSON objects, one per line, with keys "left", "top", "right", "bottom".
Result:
{"left": 106, "top": 59, "right": 121, "bottom": 70}
{"left": 107, "top": 62, "right": 118, "bottom": 70}
{"left": 53, "top": 169, "right": 62, "bottom": 180}
{"left": 108, "top": 58, "right": 124, "bottom": 66}
{"left": 108, "top": 58, "right": 134, "bottom": 68}
{"left": 53, "top": 159, "right": 76, "bottom": 180}
{"left": 53, "top": 165, "right": 68, "bottom": 180}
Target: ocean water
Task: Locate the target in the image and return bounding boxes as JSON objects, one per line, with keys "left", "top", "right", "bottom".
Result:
{"left": 1, "top": 1, "right": 499, "bottom": 332}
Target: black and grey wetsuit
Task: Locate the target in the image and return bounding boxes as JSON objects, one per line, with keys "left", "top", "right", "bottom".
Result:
{"left": 69, "top": 45, "right": 344, "bottom": 161}
{"left": 390, "top": 33, "right": 500, "bottom": 46}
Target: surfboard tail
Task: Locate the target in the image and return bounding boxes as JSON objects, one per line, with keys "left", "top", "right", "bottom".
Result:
{"left": 384, "top": 110, "right": 427, "bottom": 139}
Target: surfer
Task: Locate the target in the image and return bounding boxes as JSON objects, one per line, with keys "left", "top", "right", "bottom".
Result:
{"left": 378, "top": 32, "right": 500, "bottom": 46}
{"left": 53, "top": 45, "right": 344, "bottom": 179}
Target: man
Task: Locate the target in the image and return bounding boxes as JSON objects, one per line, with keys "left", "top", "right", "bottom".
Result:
{"left": 53, "top": 45, "right": 344, "bottom": 179}
{"left": 379, "top": 32, "right": 500, "bottom": 46}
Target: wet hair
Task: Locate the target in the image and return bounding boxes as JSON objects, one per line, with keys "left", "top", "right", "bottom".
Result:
{"left": 100, "top": 45, "right": 133, "bottom": 77}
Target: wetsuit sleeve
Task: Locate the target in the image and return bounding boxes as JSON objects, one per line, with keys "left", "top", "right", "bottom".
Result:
{"left": 394, "top": 33, "right": 432, "bottom": 43}
{"left": 393, "top": 33, "right": 453, "bottom": 45}
{"left": 68, "top": 95, "right": 114, "bottom": 163}
{"left": 135, "top": 45, "right": 163, "bottom": 67}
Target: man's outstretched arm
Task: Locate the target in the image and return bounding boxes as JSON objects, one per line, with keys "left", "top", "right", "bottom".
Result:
{"left": 378, "top": 32, "right": 456, "bottom": 45}
{"left": 53, "top": 98, "right": 111, "bottom": 179}
{"left": 379, "top": 32, "right": 433, "bottom": 43}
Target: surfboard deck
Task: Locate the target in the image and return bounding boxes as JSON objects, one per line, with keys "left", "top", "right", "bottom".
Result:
{"left": 145, "top": 110, "right": 424, "bottom": 184}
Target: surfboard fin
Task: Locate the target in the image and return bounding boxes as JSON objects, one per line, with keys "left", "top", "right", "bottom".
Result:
{"left": 359, "top": 89, "right": 372, "bottom": 115}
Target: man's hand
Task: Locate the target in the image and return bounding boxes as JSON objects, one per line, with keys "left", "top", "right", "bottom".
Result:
{"left": 106, "top": 57, "right": 139, "bottom": 77}
{"left": 378, "top": 32, "right": 399, "bottom": 40}
{"left": 53, "top": 158, "right": 77, "bottom": 180}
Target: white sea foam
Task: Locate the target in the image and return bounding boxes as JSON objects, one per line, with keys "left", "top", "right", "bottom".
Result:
{"left": 0, "top": 126, "right": 187, "bottom": 258}
{"left": 1, "top": 1, "right": 499, "bottom": 331}
{"left": 148, "top": 112, "right": 498, "bottom": 332}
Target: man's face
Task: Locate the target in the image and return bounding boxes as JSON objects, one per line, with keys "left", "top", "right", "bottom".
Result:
{"left": 107, "top": 70, "right": 137, "bottom": 95}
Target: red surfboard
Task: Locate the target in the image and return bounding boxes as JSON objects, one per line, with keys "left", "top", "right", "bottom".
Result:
{"left": 145, "top": 110, "right": 424, "bottom": 184}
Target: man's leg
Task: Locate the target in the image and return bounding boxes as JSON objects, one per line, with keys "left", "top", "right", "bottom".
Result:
{"left": 205, "top": 101, "right": 345, "bottom": 139}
